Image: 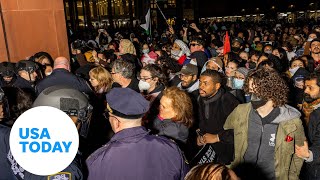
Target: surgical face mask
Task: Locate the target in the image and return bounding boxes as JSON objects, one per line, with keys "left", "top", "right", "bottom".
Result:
{"left": 307, "top": 37, "right": 314, "bottom": 42}
{"left": 245, "top": 48, "right": 250, "bottom": 53}
{"left": 138, "top": 80, "right": 151, "bottom": 91}
{"left": 289, "top": 66, "right": 299, "bottom": 76}
{"left": 250, "top": 94, "right": 268, "bottom": 109}
{"left": 161, "top": 37, "right": 168, "bottom": 42}
{"left": 265, "top": 50, "right": 272, "bottom": 54}
{"left": 248, "top": 61, "right": 257, "bottom": 69}
{"left": 232, "top": 47, "right": 240, "bottom": 52}
{"left": 233, "top": 78, "right": 244, "bottom": 89}
{"left": 142, "top": 49, "right": 150, "bottom": 54}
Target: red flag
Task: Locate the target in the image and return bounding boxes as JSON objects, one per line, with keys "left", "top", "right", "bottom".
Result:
{"left": 223, "top": 31, "right": 231, "bottom": 55}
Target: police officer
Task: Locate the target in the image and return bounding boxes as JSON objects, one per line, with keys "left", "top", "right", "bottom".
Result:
{"left": 86, "top": 88, "right": 188, "bottom": 180}
{"left": 16, "top": 60, "right": 40, "bottom": 86}
{"left": 0, "top": 87, "right": 34, "bottom": 180}
{"left": 35, "top": 57, "right": 92, "bottom": 96}
{"left": 0, "top": 87, "right": 16, "bottom": 180}
{"left": 0, "top": 62, "right": 34, "bottom": 91}
{"left": 24, "top": 85, "right": 93, "bottom": 180}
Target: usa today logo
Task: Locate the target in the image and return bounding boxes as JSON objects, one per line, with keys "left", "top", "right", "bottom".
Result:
{"left": 9, "top": 106, "right": 79, "bottom": 176}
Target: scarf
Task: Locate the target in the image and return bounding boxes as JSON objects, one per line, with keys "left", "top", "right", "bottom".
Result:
{"left": 302, "top": 98, "right": 320, "bottom": 125}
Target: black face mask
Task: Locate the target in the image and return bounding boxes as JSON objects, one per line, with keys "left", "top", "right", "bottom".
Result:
{"left": 248, "top": 61, "right": 257, "bottom": 69}
{"left": 304, "top": 93, "right": 317, "bottom": 103}
{"left": 251, "top": 94, "right": 268, "bottom": 109}
{"left": 232, "top": 47, "right": 240, "bottom": 53}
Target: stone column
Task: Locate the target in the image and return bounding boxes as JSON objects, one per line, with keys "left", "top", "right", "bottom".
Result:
{"left": 0, "top": 0, "right": 69, "bottom": 62}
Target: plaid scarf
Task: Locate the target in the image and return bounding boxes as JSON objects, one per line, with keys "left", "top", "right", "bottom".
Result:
{"left": 302, "top": 98, "right": 320, "bottom": 125}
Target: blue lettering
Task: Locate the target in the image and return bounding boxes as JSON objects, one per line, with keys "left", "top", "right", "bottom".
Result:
{"left": 19, "top": 142, "right": 29, "bottom": 152}
{"left": 30, "top": 128, "right": 39, "bottom": 139}
{"left": 52, "top": 142, "right": 63, "bottom": 153}
{"left": 19, "top": 128, "right": 29, "bottom": 139}
{"left": 40, "top": 128, "right": 50, "bottom": 139}
{"left": 62, "top": 142, "right": 72, "bottom": 153}
{"left": 42, "top": 142, "right": 51, "bottom": 153}
{"left": 29, "top": 142, "right": 40, "bottom": 153}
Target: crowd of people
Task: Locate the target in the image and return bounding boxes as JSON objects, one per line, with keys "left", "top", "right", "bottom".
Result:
{"left": 0, "top": 19, "right": 320, "bottom": 179}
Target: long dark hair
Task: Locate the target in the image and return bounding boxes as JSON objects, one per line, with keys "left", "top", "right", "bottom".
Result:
{"left": 2, "top": 87, "right": 34, "bottom": 124}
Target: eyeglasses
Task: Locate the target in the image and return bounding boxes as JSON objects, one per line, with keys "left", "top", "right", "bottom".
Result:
{"left": 190, "top": 43, "right": 200, "bottom": 47}
{"left": 137, "top": 76, "right": 153, "bottom": 82}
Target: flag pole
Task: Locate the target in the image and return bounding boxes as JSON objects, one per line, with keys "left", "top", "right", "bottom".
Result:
{"left": 149, "top": 8, "right": 152, "bottom": 41}
{"left": 155, "top": 1, "right": 170, "bottom": 27}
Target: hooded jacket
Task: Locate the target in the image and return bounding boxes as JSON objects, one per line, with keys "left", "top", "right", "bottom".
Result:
{"left": 224, "top": 103, "right": 306, "bottom": 180}
{"left": 197, "top": 88, "right": 239, "bottom": 164}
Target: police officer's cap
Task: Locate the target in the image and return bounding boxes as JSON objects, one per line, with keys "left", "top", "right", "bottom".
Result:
{"left": 16, "top": 60, "right": 38, "bottom": 73}
{"left": 106, "top": 88, "right": 149, "bottom": 119}
{"left": 0, "top": 62, "right": 15, "bottom": 77}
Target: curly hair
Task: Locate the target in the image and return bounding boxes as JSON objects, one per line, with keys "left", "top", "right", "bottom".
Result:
{"left": 162, "top": 87, "right": 193, "bottom": 128}
{"left": 2, "top": 87, "right": 34, "bottom": 122}
{"left": 243, "top": 67, "right": 289, "bottom": 107}
{"left": 185, "top": 163, "right": 234, "bottom": 180}
{"left": 120, "top": 39, "right": 136, "bottom": 55}
{"left": 141, "top": 64, "right": 167, "bottom": 85}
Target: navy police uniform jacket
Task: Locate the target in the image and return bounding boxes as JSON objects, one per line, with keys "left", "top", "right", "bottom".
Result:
{"left": 35, "top": 68, "right": 92, "bottom": 95}
{"left": 0, "top": 124, "right": 84, "bottom": 180}
{"left": 0, "top": 76, "right": 34, "bottom": 92}
{"left": 23, "top": 152, "right": 85, "bottom": 180}
{"left": 86, "top": 126, "right": 188, "bottom": 180}
{"left": 0, "top": 123, "right": 21, "bottom": 180}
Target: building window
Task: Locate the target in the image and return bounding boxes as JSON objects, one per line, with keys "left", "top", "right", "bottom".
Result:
{"left": 151, "top": 0, "right": 156, "bottom": 9}
{"left": 168, "top": 0, "right": 176, "bottom": 8}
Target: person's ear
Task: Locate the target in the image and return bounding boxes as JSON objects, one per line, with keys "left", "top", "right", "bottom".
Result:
{"left": 192, "top": 75, "right": 197, "bottom": 81}
{"left": 114, "top": 118, "right": 121, "bottom": 130}
{"left": 153, "top": 77, "right": 159, "bottom": 83}
{"left": 215, "top": 82, "right": 221, "bottom": 90}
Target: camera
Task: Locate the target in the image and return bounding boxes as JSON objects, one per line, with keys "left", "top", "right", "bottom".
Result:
{"left": 182, "top": 19, "right": 189, "bottom": 28}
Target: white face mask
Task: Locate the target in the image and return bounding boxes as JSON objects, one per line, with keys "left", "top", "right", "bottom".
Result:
{"left": 307, "top": 37, "right": 314, "bottom": 42}
{"left": 265, "top": 50, "right": 272, "bottom": 54}
{"left": 289, "top": 66, "right": 299, "bottom": 76}
{"left": 138, "top": 80, "right": 151, "bottom": 91}
{"left": 142, "top": 49, "right": 150, "bottom": 54}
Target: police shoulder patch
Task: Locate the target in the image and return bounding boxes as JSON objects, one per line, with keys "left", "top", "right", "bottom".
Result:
{"left": 48, "top": 172, "right": 71, "bottom": 180}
